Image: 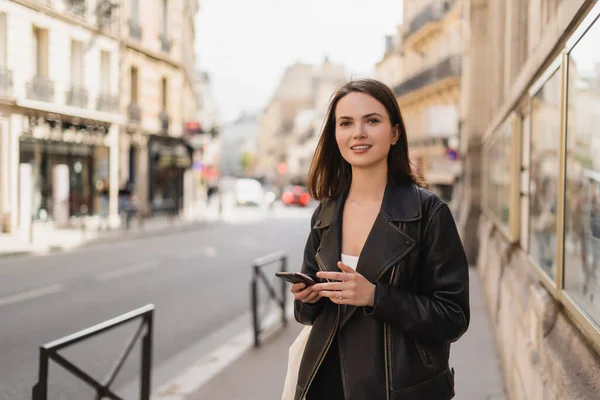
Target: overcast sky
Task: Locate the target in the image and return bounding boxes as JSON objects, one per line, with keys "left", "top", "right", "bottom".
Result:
{"left": 194, "top": 0, "right": 404, "bottom": 123}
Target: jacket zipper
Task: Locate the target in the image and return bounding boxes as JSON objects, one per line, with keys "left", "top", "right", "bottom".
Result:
{"left": 383, "top": 222, "right": 406, "bottom": 399}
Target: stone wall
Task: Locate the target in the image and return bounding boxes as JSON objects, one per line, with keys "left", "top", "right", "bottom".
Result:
{"left": 476, "top": 214, "right": 600, "bottom": 399}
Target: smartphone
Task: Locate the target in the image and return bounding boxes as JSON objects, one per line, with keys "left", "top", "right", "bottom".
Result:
{"left": 275, "top": 271, "right": 317, "bottom": 286}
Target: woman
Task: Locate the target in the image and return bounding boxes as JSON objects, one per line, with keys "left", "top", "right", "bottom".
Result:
{"left": 290, "top": 79, "right": 469, "bottom": 400}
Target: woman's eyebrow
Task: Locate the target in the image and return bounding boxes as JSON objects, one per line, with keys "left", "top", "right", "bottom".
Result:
{"left": 337, "top": 112, "right": 383, "bottom": 121}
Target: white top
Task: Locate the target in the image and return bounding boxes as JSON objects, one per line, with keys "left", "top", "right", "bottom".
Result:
{"left": 341, "top": 253, "right": 359, "bottom": 269}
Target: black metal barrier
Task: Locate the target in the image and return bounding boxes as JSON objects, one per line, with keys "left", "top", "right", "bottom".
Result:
{"left": 251, "top": 251, "right": 287, "bottom": 347}
{"left": 32, "top": 304, "right": 154, "bottom": 400}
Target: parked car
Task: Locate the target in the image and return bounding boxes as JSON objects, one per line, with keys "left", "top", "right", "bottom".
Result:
{"left": 282, "top": 185, "right": 311, "bottom": 207}
{"left": 233, "top": 178, "right": 264, "bottom": 206}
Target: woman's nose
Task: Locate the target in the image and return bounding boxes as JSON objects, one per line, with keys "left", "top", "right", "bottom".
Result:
{"left": 352, "top": 123, "right": 367, "bottom": 138}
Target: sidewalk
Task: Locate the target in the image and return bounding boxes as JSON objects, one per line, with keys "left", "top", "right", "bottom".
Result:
{"left": 184, "top": 268, "right": 506, "bottom": 400}
{"left": 0, "top": 204, "right": 216, "bottom": 258}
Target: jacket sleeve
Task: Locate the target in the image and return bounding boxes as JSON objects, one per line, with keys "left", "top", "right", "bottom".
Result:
{"left": 294, "top": 203, "right": 327, "bottom": 326}
{"left": 365, "top": 203, "right": 470, "bottom": 342}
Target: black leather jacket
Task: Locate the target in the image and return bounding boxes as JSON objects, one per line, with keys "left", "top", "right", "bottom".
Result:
{"left": 294, "top": 181, "right": 470, "bottom": 400}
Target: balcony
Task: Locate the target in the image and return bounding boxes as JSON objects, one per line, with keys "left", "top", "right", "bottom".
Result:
{"left": 160, "top": 35, "right": 171, "bottom": 53}
{"left": 128, "top": 103, "right": 141, "bottom": 124}
{"left": 66, "top": 85, "right": 89, "bottom": 108}
{"left": 404, "top": 0, "right": 455, "bottom": 41}
{"left": 393, "top": 55, "right": 461, "bottom": 98}
{"left": 0, "top": 68, "right": 13, "bottom": 97}
{"left": 26, "top": 76, "right": 54, "bottom": 102}
{"left": 159, "top": 110, "right": 170, "bottom": 133}
{"left": 96, "top": 93, "right": 119, "bottom": 113}
{"left": 129, "top": 19, "right": 142, "bottom": 41}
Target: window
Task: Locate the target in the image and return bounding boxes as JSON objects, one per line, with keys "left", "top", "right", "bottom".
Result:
{"left": 33, "top": 27, "right": 49, "bottom": 77}
{"left": 485, "top": 121, "right": 512, "bottom": 230}
{"left": 161, "top": 77, "right": 168, "bottom": 110}
{"left": 100, "top": 50, "right": 110, "bottom": 94}
{"left": 162, "top": 0, "right": 168, "bottom": 37}
{"left": 0, "top": 13, "right": 7, "bottom": 67}
{"left": 528, "top": 64, "right": 562, "bottom": 279}
{"left": 131, "top": 0, "right": 139, "bottom": 22}
{"left": 564, "top": 15, "right": 600, "bottom": 325}
{"left": 130, "top": 66, "right": 138, "bottom": 104}
{"left": 70, "top": 40, "right": 84, "bottom": 86}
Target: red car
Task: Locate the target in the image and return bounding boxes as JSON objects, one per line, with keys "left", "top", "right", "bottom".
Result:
{"left": 282, "top": 185, "right": 311, "bottom": 207}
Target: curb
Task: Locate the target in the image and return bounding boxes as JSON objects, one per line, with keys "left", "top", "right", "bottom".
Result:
{"left": 0, "top": 219, "right": 218, "bottom": 259}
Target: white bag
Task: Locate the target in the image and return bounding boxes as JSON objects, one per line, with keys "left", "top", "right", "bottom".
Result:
{"left": 281, "top": 325, "right": 312, "bottom": 400}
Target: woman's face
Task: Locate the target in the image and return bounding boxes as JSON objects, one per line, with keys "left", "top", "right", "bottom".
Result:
{"left": 334, "top": 92, "right": 398, "bottom": 170}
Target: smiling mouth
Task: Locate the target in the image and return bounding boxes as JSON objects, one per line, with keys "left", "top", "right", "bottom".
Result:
{"left": 350, "top": 145, "right": 372, "bottom": 150}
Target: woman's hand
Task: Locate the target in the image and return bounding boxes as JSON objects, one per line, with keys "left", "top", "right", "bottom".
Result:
{"left": 291, "top": 283, "right": 322, "bottom": 304}
{"left": 312, "top": 262, "right": 376, "bottom": 306}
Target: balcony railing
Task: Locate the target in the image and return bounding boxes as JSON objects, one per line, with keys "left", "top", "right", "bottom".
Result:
{"left": 393, "top": 55, "right": 462, "bottom": 98}
{"left": 0, "top": 68, "right": 13, "bottom": 97}
{"left": 26, "top": 76, "right": 54, "bottom": 102}
{"left": 159, "top": 110, "right": 170, "bottom": 133}
{"left": 96, "top": 93, "right": 119, "bottom": 113}
{"left": 128, "top": 103, "right": 141, "bottom": 124}
{"left": 160, "top": 35, "right": 171, "bottom": 53}
{"left": 66, "top": 85, "right": 88, "bottom": 108}
{"left": 404, "top": 0, "right": 455, "bottom": 40}
{"left": 129, "top": 19, "right": 142, "bottom": 40}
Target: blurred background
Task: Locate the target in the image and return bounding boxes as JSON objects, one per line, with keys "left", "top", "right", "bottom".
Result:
{"left": 0, "top": 0, "right": 600, "bottom": 399}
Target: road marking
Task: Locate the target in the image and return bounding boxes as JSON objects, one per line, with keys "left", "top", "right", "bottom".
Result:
{"left": 151, "top": 306, "right": 294, "bottom": 400}
{"left": 95, "top": 260, "right": 160, "bottom": 282}
{"left": 0, "top": 284, "right": 65, "bottom": 308}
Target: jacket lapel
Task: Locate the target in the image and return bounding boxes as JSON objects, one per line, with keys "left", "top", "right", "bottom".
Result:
{"left": 313, "top": 179, "right": 423, "bottom": 328}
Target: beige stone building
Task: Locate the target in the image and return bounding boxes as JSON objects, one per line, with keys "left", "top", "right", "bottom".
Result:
{"left": 376, "top": 0, "right": 463, "bottom": 202}
{"left": 256, "top": 59, "right": 346, "bottom": 183}
{"left": 460, "top": 0, "right": 600, "bottom": 398}
{"left": 118, "top": 0, "right": 198, "bottom": 217}
{"left": 0, "top": 0, "right": 123, "bottom": 241}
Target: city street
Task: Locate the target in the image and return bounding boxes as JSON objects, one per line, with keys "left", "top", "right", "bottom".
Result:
{"left": 0, "top": 203, "right": 314, "bottom": 400}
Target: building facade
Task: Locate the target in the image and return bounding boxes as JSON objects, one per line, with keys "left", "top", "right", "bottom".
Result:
{"left": 460, "top": 0, "right": 600, "bottom": 398}
{"left": 0, "top": 0, "right": 122, "bottom": 239}
{"left": 118, "top": 0, "right": 198, "bottom": 218}
{"left": 256, "top": 59, "right": 346, "bottom": 184}
{"left": 376, "top": 0, "right": 463, "bottom": 202}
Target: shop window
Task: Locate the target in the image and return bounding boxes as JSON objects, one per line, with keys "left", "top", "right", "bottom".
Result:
{"left": 528, "top": 65, "right": 562, "bottom": 279}
{"left": 564, "top": 15, "right": 600, "bottom": 325}
{"left": 484, "top": 121, "right": 512, "bottom": 232}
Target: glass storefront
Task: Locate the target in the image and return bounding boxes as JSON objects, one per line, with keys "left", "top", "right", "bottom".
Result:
{"left": 529, "top": 67, "right": 562, "bottom": 279}
{"left": 148, "top": 137, "right": 192, "bottom": 216}
{"left": 564, "top": 15, "right": 600, "bottom": 325}
{"left": 19, "top": 139, "right": 110, "bottom": 221}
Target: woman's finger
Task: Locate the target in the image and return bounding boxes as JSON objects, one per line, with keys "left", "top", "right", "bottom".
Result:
{"left": 312, "top": 282, "right": 348, "bottom": 292}
{"left": 290, "top": 283, "right": 306, "bottom": 293}
{"left": 320, "top": 290, "right": 351, "bottom": 304}
{"left": 304, "top": 291, "right": 321, "bottom": 304}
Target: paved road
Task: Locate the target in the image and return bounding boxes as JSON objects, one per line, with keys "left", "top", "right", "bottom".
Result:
{"left": 0, "top": 204, "right": 314, "bottom": 400}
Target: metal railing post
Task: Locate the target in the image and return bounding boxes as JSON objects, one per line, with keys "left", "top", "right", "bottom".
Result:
{"left": 281, "top": 256, "right": 288, "bottom": 326}
{"left": 31, "top": 348, "right": 49, "bottom": 400}
{"left": 252, "top": 265, "right": 260, "bottom": 347}
{"left": 140, "top": 311, "right": 153, "bottom": 400}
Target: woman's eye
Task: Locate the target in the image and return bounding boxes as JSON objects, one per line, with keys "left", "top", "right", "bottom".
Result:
{"left": 340, "top": 121, "right": 350, "bottom": 127}
{"left": 368, "top": 119, "right": 380, "bottom": 124}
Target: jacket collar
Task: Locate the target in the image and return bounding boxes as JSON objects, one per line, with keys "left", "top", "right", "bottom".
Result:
{"left": 313, "top": 178, "right": 422, "bottom": 230}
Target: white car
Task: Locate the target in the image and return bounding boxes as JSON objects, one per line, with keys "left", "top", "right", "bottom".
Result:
{"left": 233, "top": 178, "right": 264, "bottom": 206}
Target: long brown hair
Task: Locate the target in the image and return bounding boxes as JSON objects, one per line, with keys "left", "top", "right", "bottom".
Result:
{"left": 307, "top": 78, "right": 425, "bottom": 201}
